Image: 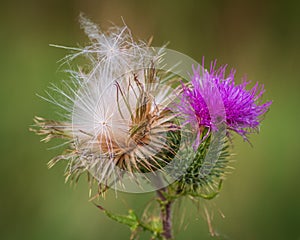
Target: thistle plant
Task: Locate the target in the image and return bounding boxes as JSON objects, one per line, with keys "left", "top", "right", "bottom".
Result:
{"left": 31, "top": 15, "right": 272, "bottom": 240}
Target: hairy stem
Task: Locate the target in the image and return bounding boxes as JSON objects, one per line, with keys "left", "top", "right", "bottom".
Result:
{"left": 157, "top": 189, "right": 173, "bottom": 240}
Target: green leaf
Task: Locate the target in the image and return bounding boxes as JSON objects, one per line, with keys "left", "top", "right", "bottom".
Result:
{"left": 95, "top": 204, "right": 139, "bottom": 230}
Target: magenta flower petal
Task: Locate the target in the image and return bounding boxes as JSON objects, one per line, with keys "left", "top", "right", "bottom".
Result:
{"left": 178, "top": 60, "right": 272, "bottom": 140}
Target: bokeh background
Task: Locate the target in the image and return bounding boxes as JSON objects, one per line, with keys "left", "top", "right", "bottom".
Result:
{"left": 1, "top": 0, "right": 299, "bottom": 239}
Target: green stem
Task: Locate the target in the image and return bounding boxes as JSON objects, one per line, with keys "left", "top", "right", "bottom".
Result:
{"left": 157, "top": 189, "right": 173, "bottom": 240}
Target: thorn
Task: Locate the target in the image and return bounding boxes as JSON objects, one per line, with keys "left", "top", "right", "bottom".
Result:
{"left": 93, "top": 202, "right": 105, "bottom": 211}
{"left": 147, "top": 36, "right": 154, "bottom": 47}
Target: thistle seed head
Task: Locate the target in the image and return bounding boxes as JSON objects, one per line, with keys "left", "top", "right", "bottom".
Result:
{"left": 33, "top": 15, "right": 181, "bottom": 191}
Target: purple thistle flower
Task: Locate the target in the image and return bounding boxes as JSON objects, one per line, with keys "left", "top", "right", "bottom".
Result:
{"left": 178, "top": 60, "right": 272, "bottom": 140}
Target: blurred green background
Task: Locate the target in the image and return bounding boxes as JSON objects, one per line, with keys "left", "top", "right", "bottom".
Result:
{"left": 0, "top": 0, "right": 299, "bottom": 239}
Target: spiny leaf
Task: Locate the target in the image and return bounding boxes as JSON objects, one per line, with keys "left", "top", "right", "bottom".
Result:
{"left": 95, "top": 204, "right": 163, "bottom": 238}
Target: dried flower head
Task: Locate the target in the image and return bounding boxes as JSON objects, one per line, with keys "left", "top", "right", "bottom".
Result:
{"left": 32, "top": 15, "right": 180, "bottom": 191}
